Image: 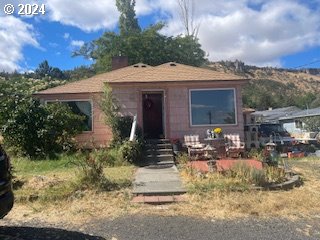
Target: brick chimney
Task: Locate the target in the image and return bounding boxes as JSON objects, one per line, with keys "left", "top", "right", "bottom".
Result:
{"left": 111, "top": 56, "right": 128, "bottom": 71}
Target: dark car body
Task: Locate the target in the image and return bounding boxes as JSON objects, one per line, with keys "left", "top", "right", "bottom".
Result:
{"left": 0, "top": 145, "right": 14, "bottom": 219}
{"left": 258, "top": 123, "right": 295, "bottom": 152}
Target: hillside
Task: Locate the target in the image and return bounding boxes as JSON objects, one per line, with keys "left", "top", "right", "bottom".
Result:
{"left": 207, "top": 61, "right": 320, "bottom": 110}
{"left": 207, "top": 61, "right": 320, "bottom": 93}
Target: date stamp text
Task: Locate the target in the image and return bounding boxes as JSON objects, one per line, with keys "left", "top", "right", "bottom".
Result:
{"left": 4, "top": 3, "right": 46, "bottom": 15}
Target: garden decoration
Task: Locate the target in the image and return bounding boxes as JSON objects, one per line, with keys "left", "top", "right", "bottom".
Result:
{"left": 263, "top": 137, "right": 279, "bottom": 166}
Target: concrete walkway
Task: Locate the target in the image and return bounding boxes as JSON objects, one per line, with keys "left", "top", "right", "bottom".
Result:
{"left": 132, "top": 165, "right": 186, "bottom": 196}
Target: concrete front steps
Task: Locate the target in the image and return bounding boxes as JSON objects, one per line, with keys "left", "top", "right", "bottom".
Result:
{"left": 144, "top": 139, "right": 175, "bottom": 166}
{"left": 132, "top": 139, "right": 186, "bottom": 204}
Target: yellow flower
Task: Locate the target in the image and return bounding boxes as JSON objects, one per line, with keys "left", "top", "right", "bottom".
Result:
{"left": 213, "top": 128, "right": 222, "bottom": 134}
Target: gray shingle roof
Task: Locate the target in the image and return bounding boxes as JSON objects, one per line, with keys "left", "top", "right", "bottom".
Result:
{"left": 252, "top": 106, "right": 301, "bottom": 122}
{"left": 279, "top": 107, "right": 320, "bottom": 120}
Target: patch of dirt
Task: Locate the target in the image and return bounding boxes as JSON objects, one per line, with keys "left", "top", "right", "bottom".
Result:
{"left": 23, "top": 175, "right": 64, "bottom": 190}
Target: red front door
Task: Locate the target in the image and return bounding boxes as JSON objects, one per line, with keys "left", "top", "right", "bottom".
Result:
{"left": 142, "top": 93, "right": 164, "bottom": 139}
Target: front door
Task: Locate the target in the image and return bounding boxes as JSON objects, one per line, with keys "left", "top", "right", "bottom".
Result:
{"left": 142, "top": 93, "right": 164, "bottom": 139}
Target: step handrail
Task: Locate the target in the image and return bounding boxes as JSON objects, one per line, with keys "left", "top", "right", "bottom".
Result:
{"left": 129, "top": 115, "right": 137, "bottom": 142}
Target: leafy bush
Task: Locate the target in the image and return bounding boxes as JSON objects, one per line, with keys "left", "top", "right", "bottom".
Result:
{"left": 247, "top": 148, "right": 264, "bottom": 161}
{"left": 265, "top": 166, "right": 286, "bottom": 184}
{"left": 89, "top": 148, "right": 129, "bottom": 167}
{"left": 100, "top": 85, "right": 144, "bottom": 146}
{"left": 74, "top": 151, "right": 111, "bottom": 190}
{"left": 302, "top": 116, "right": 320, "bottom": 132}
{"left": 119, "top": 140, "right": 143, "bottom": 164}
{"left": 2, "top": 99, "right": 84, "bottom": 158}
{"left": 176, "top": 153, "right": 189, "bottom": 166}
{"left": 73, "top": 150, "right": 133, "bottom": 191}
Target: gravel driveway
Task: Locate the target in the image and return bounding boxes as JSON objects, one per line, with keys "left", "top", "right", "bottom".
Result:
{"left": 1, "top": 215, "right": 320, "bottom": 240}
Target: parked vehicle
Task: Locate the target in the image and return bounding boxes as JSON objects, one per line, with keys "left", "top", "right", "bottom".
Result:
{"left": 258, "top": 123, "right": 295, "bottom": 152}
{"left": 0, "top": 144, "right": 14, "bottom": 219}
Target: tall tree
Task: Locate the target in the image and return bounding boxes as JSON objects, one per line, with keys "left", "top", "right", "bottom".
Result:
{"left": 116, "top": 0, "right": 141, "bottom": 35}
{"left": 35, "top": 60, "right": 52, "bottom": 78}
{"left": 74, "top": 2, "right": 207, "bottom": 72}
{"left": 177, "top": 0, "right": 200, "bottom": 38}
{"left": 75, "top": 24, "right": 206, "bottom": 72}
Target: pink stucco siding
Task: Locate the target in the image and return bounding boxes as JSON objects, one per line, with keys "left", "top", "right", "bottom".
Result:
{"left": 111, "top": 81, "right": 245, "bottom": 142}
{"left": 37, "top": 80, "right": 246, "bottom": 147}
{"left": 167, "top": 84, "right": 244, "bottom": 140}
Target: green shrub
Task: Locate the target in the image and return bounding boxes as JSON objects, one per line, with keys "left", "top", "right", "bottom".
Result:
{"left": 119, "top": 140, "right": 143, "bottom": 164}
{"left": 2, "top": 99, "right": 84, "bottom": 158}
{"left": 176, "top": 153, "right": 189, "bottom": 166}
{"left": 74, "top": 151, "right": 111, "bottom": 190}
{"left": 100, "top": 85, "right": 144, "bottom": 146}
{"left": 90, "top": 148, "right": 130, "bottom": 167}
{"left": 265, "top": 166, "right": 286, "bottom": 184}
{"left": 247, "top": 148, "right": 264, "bottom": 161}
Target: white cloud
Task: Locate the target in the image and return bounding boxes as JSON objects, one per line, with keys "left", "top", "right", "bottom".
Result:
{"left": 148, "top": 0, "right": 320, "bottom": 66}
{"left": 44, "top": 0, "right": 119, "bottom": 32}
{"left": 0, "top": 16, "right": 39, "bottom": 72}
{"left": 63, "top": 32, "right": 70, "bottom": 40}
{"left": 70, "top": 40, "right": 85, "bottom": 48}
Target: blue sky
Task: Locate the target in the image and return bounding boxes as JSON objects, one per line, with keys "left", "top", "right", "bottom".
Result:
{"left": 0, "top": 0, "right": 320, "bottom": 72}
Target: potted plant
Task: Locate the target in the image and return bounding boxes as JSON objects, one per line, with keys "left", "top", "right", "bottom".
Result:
{"left": 213, "top": 127, "right": 223, "bottom": 138}
{"left": 170, "top": 138, "right": 181, "bottom": 154}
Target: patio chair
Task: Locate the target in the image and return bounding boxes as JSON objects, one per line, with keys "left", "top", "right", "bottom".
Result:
{"left": 184, "top": 135, "right": 206, "bottom": 157}
{"left": 224, "top": 134, "right": 245, "bottom": 158}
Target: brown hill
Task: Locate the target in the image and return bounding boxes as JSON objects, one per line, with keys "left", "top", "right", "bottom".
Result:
{"left": 207, "top": 61, "right": 320, "bottom": 93}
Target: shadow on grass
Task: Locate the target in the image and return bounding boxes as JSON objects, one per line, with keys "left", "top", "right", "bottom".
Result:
{"left": 0, "top": 226, "right": 105, "bottom": 240}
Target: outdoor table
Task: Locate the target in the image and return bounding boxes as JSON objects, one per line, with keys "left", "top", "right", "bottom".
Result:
{"left": 204, "top": 138, "right": 226, "bottom": 158}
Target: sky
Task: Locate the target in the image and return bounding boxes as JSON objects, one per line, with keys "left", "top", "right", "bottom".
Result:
{"left": 0, "top": 0, "right": 320, "bottom": 73}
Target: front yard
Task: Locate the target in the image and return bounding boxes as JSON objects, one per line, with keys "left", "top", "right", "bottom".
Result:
{"left": 5, "top": 155, "right": 320, "bottom": 226}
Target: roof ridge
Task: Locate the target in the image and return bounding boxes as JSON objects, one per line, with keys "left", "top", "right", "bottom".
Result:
{"left": 34, "top": 63, "right": 152, "bottom": 94}
{"left": 107, "top": 63, "right": 153, "bottom": 83}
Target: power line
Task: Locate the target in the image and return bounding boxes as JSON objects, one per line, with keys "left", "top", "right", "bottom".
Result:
{"left": 293, "top": 59, "right": 320, "bottom": 69}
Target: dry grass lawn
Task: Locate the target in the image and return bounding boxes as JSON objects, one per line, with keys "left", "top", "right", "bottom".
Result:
{"left": 4, "top": 157, "right": 320, "bottom": 226}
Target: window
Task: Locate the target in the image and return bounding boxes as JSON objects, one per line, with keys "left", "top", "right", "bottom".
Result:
{"left": 189, "top": 89, "right": 236, "bottom": 126}
{"left": 48, "top": 100, "right": 93, "bottom": 131}
{"left": 295, "top": 119, "right": 303, "bottom": 129}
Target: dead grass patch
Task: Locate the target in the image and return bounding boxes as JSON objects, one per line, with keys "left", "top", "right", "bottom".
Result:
{"left": 5, "top": 157, "right": 320, "bottom": 225}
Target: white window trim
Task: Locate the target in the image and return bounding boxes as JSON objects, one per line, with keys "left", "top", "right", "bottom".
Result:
{"left": 189, "top": 88, "right": 238, "bottom": 127}
{"left": 45, "top": 99, "right": 94, "bottom": 133}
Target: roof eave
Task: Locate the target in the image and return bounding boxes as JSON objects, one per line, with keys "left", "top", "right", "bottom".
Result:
{"left": 108, "top": 79, "right": 249, "bottom": 84}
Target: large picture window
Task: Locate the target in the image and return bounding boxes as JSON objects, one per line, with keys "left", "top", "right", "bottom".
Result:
{"left": 48, "top": 100, "right": 93, "bottom": 131}
{"left": 189, "top": 89, "right": 236, "bottom": 126}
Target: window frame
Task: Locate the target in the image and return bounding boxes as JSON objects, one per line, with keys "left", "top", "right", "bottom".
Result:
{"left": 188, "top": 88, "right": 238, "bottom": 127}
{"left": 45, "top": 99, "right": 94, "bottom": 133}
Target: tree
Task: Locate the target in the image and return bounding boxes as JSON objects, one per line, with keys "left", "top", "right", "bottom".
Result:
{"left": 116, "top": 0, "right": 141, "bottom": 35}
{"left": 76, "top": 24, "right": 206, "bottom": 72}
{"left": 177, "top": 0, "right": 200, "bottom": 38}
{"left": 35, "top": 60, "right": 52, "bottom": 78}
{"left": 1, "top": 99, "right": 84, "bottom": 157}
{"left": 302, "top": 116, "right": 320, "bottom": 132}
{"left": 35, "top": 60, "right": 66, "bottom": 79}
{"left": 74, "top": 1, "right": 206, "bottom": 72}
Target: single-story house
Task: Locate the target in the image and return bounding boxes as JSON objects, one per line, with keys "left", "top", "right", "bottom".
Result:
{"left": 34, "top": 59, "right": 248, "bottom": 147}
{"left": 251, "top": 106, "right": 301, "bottom": 123}
{"left": 279, "top": 107, "right": 320, "bottom": 139}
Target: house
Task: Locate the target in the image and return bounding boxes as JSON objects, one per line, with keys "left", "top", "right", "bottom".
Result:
{"left": 34, "top": 59, "right": 248, "bottom": 147}
{"left": 279, "top": 107, "right": 320, "bottom": 140}
{"left": 251, "top": 106, "right": 301, "bottom": 123}
{"left": 244, "top": 106, "right": 320, "bottom": 144}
